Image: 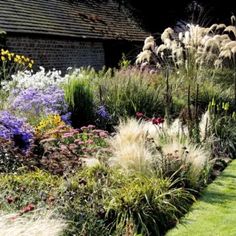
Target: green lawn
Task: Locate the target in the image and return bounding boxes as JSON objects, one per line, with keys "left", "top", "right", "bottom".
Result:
{"left": 166, "top": 160, "right": 236, "bottom": 236}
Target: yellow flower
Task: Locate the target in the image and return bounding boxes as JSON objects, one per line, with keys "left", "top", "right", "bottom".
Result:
{"left": 1, "top": 49, "right": 9, "bottom": 55}
{"left": 1, "top": 56, "right": 6, "bottom": 61}
{"left": 35, "top": 114, "right": 66, "bottom": 137}
{"left": 28, "top": 63, "right": 33, "bottom": 69}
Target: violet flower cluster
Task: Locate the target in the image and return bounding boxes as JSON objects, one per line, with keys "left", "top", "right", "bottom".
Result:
{"left": 9, "top": 86, "right": 68, "bottom": 117}
{"left": 96, "top": 105, "right": 111, "bottom": 120}
{"left": 0, "top": 111, "right": 33, "bottom": 150}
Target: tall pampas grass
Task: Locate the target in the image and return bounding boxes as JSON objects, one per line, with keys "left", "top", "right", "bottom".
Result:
{"left": 0, "top": 210, "right": 66, "bottom": 236}
{"left": 136, "top": 18, "right": 236, "bottom": 70}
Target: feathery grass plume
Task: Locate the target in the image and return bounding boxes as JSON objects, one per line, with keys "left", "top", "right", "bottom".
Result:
{"left": 136, "top": 19, "right": 236, "bottom": 71}
{"left": 0, "top": 210, "right": 66, "bottom": 236}
{"left": 231, "top": 46, "right": 236, "bottom": 54}
{"left": 231, "top": 15, "right": 236, "bottom": 25}
{"left": 108, "top": 118, "right": 152, "bottom": 173}
{"left": 143, "top": 36, "right": 156, "bottom": 51}
{"left": 144, "top": 35, "right": 155, "bottom": 45}
{"left": 208, "top": 23, "right": 218, "bottom": 33}
{"left": 224, "top": 25, "right": 236, "bottom": 40}
{"left": 136, "top": 50, "right": 152, "bottom": 64}
{"left": 161, "top": 27, "right": 175, "bottom": 44}
{"left": 216, "top": 23, "right": 226, "bottom": 34}
{"left": 199, "top": 110, "right": 210, "bottom": 141}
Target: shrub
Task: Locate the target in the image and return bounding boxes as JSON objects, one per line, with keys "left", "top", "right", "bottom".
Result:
{"left": 63, "top": 68, "right": 96, "bottom": 127}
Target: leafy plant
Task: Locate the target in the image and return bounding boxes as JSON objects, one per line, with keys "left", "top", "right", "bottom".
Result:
{"left": 106, "top": 174, "right": 193, "bottom": 236}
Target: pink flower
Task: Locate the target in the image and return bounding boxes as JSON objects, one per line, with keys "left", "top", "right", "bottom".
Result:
{"left": 60, "top": 144, "right": 68, "bottom": 151}
{"left": 87, "top": 125, "right": 96, "bottom": 129}
{"left": 62, "top": 133, "right": 73, "bottom": 138}
{"left": 81, "top": 126, "right": 88, "bottom": 131}
{"left": 69, "top": 144, "right": 77, "bottom": 150}
{"left": 99, "top": 131, "right": 108, "bottom": 138}
{"left": 86, "top": 139, "right": 94, "bottom": 145}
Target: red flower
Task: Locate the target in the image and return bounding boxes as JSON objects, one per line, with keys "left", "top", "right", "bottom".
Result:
{"left": 136, "top": 112, "right": 144, "bottom": 118}
{"left": 152, "top": 117, "right": 164, "bottom": 125}
{"left": 6, "top": 196, "right": 14, "bottom": 204}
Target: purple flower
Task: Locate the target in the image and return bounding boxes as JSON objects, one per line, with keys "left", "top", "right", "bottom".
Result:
{"left": 61, "top": 112, "right": 72, "bottom": 125}
{"left": 0, "top": 111, "right": 33, "bottom": 150}
{"left": 9, "top": 86, "right": 68, "bottom": 117}
{"left": 96, "top": 105, "right": 110, "bottom": 120}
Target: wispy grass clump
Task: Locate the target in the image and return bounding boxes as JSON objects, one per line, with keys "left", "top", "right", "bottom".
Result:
{"left": 0, "top": 210, "right": 66, "bottom": 236}
{"left": 108, "top": 118, "right": 152, "bottom": 173}
{"left": 108, "top": 118, "right": 211, "bottom": 188}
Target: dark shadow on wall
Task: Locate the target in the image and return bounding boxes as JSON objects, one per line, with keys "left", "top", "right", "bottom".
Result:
{"left": 103, "top": 40, "right": 143, "bottom": 68}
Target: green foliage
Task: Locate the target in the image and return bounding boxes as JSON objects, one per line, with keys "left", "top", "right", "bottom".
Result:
{"left": 106, "top": 174, "right": 193, "bottom": 236}
{"left": 118, "top": 53, "right": 131, "bottom": 69}
{"left": 60, "top": 165, "right": 124, "bottom": 235}
{"left": 58, "top": 165, "right": 194, "bottom": 235}
{"left": 211, "top": 116, "right": 236, "bottom": 159}
{"left": 207, "top": 98, "right": 236, "bottom": 159}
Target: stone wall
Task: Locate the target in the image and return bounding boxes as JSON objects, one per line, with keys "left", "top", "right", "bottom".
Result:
{"left": 6, "top": 35, "right": 105, "bottom": 72}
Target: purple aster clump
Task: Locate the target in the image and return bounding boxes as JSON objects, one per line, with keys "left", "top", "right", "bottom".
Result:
{"left": 0, "top": 111, "right": 34, "bottom": 150}
{"left": 9, "top": 86, "right": 68, "bottom": 117}
{"left": 96, "top": 105, "right": 111, "bottom": 120}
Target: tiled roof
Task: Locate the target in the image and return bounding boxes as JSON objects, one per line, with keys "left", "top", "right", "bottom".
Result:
{"left": 0, "top": 0, "right": 149, "bottom": 41}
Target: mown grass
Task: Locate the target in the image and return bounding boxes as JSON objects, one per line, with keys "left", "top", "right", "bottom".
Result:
{"left": 166, "top": 160, "right": 236, "bottom": 236}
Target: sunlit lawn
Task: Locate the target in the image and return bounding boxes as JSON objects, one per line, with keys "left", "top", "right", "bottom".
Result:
{"left": 166, "top": 160, "right": 236, "bottom": 236}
